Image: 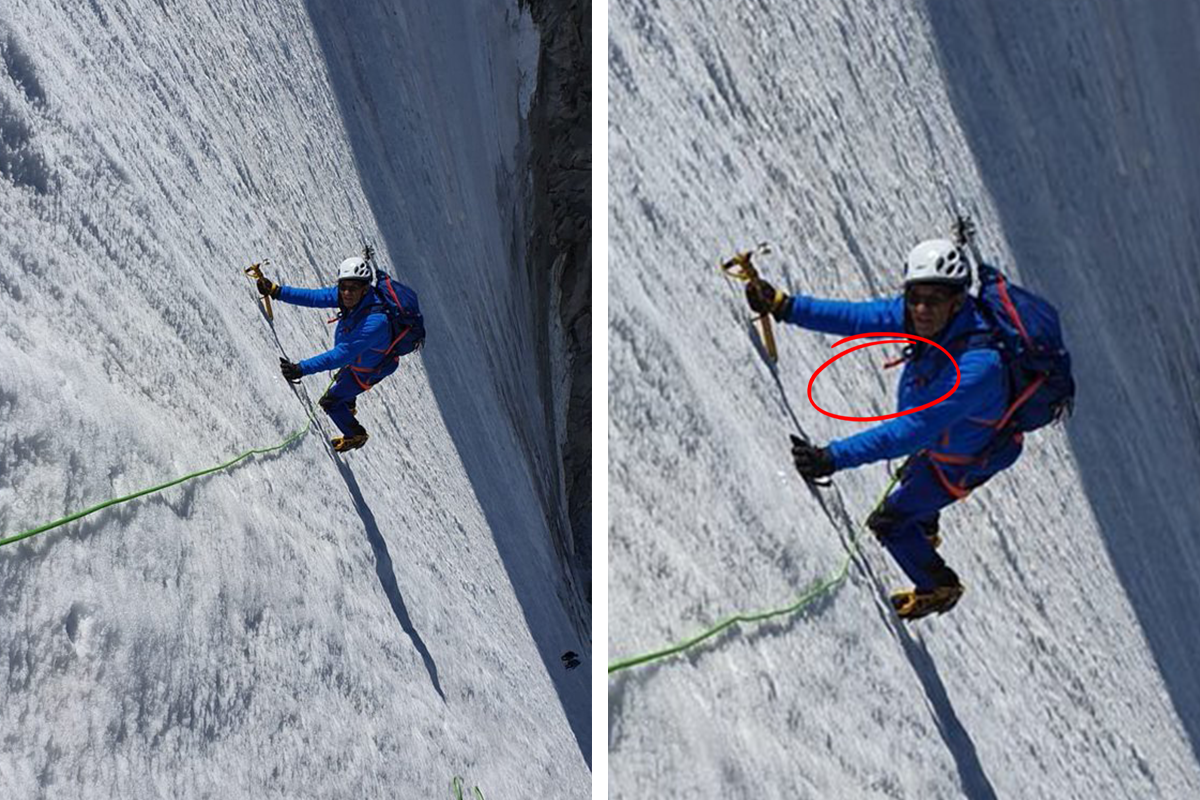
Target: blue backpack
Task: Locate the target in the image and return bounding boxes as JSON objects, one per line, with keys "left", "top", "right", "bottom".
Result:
{"left": 969, "top": 263, "right": 1075, "bottom": 433}
{"left": 372, "top": 270, "right": 425, "bottom": 360}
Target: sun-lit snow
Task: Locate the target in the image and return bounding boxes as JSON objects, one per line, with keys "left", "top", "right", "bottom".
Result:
{"left": 609, "top": 0, "right": 1200, "bottom": 797}
{"left": 0, "top": 1, "right": 588, "bottom": 797}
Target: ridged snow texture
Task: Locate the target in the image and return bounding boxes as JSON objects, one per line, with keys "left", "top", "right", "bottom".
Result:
{"left": 609, "top": 0, "right": 1200, "bottom": 798}
{"left": 0, "top": 1, "right": 588, "bottom": 798}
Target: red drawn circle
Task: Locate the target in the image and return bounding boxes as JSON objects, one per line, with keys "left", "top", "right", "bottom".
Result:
{"left": 807, "top": 332, "right": 960, "bottom": 422}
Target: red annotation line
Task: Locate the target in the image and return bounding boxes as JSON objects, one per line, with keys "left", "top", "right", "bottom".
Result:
{"left": 807, "top": 332, "right": 960, "bottom": 422}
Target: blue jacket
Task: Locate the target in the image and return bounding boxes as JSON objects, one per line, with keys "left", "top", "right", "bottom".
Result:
{"left": 781, "top": 294, "right": 1009, "bottom": 470}
{"left": 276, "top": 285, "right": 393, "bottom": 377}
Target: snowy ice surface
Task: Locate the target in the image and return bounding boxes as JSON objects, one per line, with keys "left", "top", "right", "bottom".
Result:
{"left": 609, "top": 0, "right": 1200, "bottom": 798}
{"left": 0, "top": 1, "right": 588, "bottom": 798}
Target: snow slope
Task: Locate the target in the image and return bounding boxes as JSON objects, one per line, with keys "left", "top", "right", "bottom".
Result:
{"left": 0, "top": 1, "right": 589, "bottom": 797}
{"left": 609, "top": 0, "right": 1200, "bottom": 798}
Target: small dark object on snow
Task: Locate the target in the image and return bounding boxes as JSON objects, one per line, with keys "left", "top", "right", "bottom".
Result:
{"left": 565, "top": 659, "right": 581, "bottom": 670}
{"left": 561, "top": 651, "right": 578, "bottom": 662}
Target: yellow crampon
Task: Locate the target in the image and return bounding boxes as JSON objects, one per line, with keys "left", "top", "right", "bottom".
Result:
{"left": 243, "top": 260, "right": 274, "bottom": 321}
{"left": 719, "top": 242, "right": 778, "bottom": 364}
{"left": 889, "top": 584, "right": 965, "bottom": 621}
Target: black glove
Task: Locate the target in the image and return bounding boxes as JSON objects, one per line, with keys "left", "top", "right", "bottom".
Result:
{"left": 790, "top": 434, "right": 836, "bottom": 480}
{"left": 745, "top": 279, "right": 788, "bottom": 318}
{"left": 257, "top": 276, "right": 281, "bottom": 298}
{"left": 279, "top": 358, "right": 303, "bottom": 383}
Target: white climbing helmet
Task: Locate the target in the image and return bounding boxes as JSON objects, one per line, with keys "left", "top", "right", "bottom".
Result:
{"left": 903, "top": 239, "right": 971, "bottom": 287}
{"left": 337, "top": 256, "right": 372, "bottom": 283}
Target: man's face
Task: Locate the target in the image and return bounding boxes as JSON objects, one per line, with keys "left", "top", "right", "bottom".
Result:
{"left": 338, "top": 280, "right": 369, "bottom": 309}
{"left": 906, "top": 284, "right": 964, "bottom": 339}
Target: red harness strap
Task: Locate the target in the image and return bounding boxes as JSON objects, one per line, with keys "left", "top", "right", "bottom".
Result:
{"left": 926, "top": 444, "right": 981, "bottom": 500}
{"left": 928, "top": 458, "right": 973, "bottom": 500}
{"left": 929, "top": 451, "right": 978, "bottom": 466}
{"left": 925, "top": 430, "right": 1025, "bottom": 500}
{"left": 347, "top": 365, "right": 374, "bottom": 391}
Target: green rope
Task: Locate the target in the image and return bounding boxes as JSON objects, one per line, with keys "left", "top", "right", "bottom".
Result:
{"left": 0, "top": 372, "right": 340, "bottom": 550}
{"left": 451, "top": 776, "right": 485, "bottom": 799}
{"left": 1, "top": 417, "right": 315, "bottom": 549}
{"left": 607, "top": 475, "right": 899, "bottom": 675}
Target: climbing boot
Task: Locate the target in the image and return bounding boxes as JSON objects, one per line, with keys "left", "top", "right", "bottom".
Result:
{"left": 890, "top": 582, "right": 965, "bottom": 621}
{"left": 332, "top": 431, "right": 369, "bottom": 452}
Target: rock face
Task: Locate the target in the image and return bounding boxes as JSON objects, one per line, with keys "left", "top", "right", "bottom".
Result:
{"left": 524, "top": 0, "right": 591, "bottom": 607}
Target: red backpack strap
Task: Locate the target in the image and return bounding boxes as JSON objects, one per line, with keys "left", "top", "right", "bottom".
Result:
{"left": 992, "top": 373, "right": 1047, "bottom": 430}
{"left": 994, "top": 273, "right": 1032, "bottom": 345}
{"left": 920, "top": 450, "right": 973, "bottom": 500}
{"left": 382, "top": 274, "right": 408, "bottom": 313}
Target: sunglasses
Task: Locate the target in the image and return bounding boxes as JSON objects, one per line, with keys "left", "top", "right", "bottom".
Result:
{"left": 338, "top": 281, "right": 369, "bottom": 293}
{"left": 905, "top": 286, "right": 959, "bottom": 308}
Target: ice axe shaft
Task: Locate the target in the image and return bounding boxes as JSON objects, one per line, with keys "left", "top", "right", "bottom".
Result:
{"left": 243, "top": 261, "right": 274, "bottom": 321}
{"left": 719, "top": 243, "right": 778, "bottom": 364}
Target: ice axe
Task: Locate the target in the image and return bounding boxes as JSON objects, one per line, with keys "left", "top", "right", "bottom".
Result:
{"left": 244, "top": 261, "right": 274, "bottom": 322}
{"left": 720, "top": 242, "right": 778, "bottom": 364}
